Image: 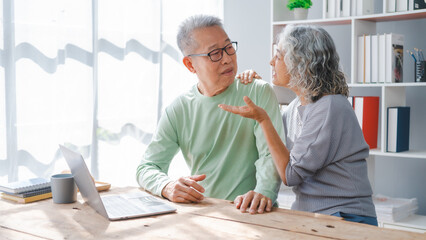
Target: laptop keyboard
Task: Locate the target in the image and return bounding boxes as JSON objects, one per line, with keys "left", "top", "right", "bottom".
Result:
{"left": 102, "top": 196, "right": 145, "bottom": 217}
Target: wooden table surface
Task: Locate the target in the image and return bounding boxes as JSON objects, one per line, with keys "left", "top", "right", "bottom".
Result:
{"left": 0, "top": 187, "right": 424, "bottom": 240}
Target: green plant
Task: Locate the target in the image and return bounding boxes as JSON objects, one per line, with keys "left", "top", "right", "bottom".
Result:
{"left": 286, "top": 0, "right": 312, "bottom": 10}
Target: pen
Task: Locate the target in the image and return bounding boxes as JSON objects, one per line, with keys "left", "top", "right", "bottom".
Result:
{"left": 419, "top": 49, "right": 424, "bottom": 61}
{"left": 414, "top": 48, "right": 421, "bottom": 61}
{"left": 408, "top": 50, "right": 417, "bottom": 62}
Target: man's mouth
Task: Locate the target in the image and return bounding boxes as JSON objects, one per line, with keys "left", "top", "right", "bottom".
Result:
{"left": 221, "top": 67, "right": 234, "bottom": 75}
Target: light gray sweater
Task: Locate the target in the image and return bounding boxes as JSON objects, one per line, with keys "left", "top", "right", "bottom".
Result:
{"left": 283, "top": 95, "right": 376, "bottom": 217}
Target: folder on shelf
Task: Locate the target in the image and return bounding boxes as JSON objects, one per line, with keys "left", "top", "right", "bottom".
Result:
{"left": 357, "top": 35, "right": 366, "bottom": 83}
{"left": 365, "top": 35, "right": 371, "bottom": 84}
{"left": 371, "top": 34, "right": 379, "bottom": 83}
{"left": 354, "top": 96, "right": 380, "bottom": 149}
{"left": 388, "top": 0, "right": 397, "bottom": 13}
{"left": 378, "top": 34, "right": 386, "bottom": 83}
{"left": 396, "top": 0, "right": 408, "bottom": 12}
{"left": 387, "top": 106, "right": 410, "bottom": 152}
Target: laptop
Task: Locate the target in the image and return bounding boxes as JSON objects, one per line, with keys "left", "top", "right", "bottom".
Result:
{"left": 59, "top": 144, "right": 176, "bottom": 221}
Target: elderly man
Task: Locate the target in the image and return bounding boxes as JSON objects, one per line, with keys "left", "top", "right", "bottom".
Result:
{"left": 136, "top": 15, "right": 284, "bottom": 214}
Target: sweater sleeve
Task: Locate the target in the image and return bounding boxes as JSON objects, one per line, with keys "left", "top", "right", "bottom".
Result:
{"left": 285, "top": 99, "right": 334, "bottom": 187}
{"left": 253, "top": 83, "right": 283, "bottom": 202}
{"left": 136, "top": 109, "right": 180, "bottom": 197}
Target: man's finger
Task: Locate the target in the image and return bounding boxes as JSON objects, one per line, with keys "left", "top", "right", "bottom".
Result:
{"left": 182, "top": 178, "right": 205, "bottom": 194}
{"left": 258, "top": 197, "right": 267, "bottom": 214}
{"left": 234, "top": 195, "right": 243, "bottom": 209}
{"left": 266, "top": 198, "right": 273, "bottom": 212}
{"left": 249, "top": 195, "right": 261, "bottom": 214}
{"left": 240, "top": 194, "right": 253, "bottom": 213}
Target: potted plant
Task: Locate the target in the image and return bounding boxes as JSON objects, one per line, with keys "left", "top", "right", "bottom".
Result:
{"left": 286, "top": 0, "right": 312, "bottom": 20}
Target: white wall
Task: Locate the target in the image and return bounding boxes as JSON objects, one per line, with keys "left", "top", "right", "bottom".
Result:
{"left": 223, "top": 0, "right": 296, "bottom": 104}
{"left": 223, "top": 0, "right": 271, "bottom": 82}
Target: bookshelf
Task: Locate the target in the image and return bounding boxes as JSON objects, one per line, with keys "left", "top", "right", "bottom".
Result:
{"left": 271, "top": 0, "right": 426, "bottom": 233}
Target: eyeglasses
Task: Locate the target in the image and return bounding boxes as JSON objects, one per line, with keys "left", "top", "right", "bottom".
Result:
{"left": 187, "top": 41, "right": 238, "bottom": 62}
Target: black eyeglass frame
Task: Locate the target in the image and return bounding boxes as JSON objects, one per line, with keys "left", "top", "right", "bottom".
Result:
{"left": 187, "top": 41, "right": 238, "bottom": 62}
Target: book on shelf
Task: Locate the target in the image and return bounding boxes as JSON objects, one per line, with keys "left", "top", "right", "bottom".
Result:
{"left": 378, "top": 34, "right": 386, "bottom": 83}
{"left": 0, "top": 177, "right": 50, "bottom": 194}
{"left": 396, "top": 0, "right": 408, "bottom": 12}
{"left": 1, "top": 192, "right": 52, "bottom": 204}
{"left": 340, "top": 0, "right": 351, "bottom": 17}
{"left": 357, "top": 35, "right": 366, "bottom": 83}
{"left": 385, "top": 33, "right": 404, "bottom": 83}
{"left": 365, "top": 35, "right": 371, "bottom": 84}
{"left": 353, "top": 96, "right": 380, "bottom": 149}
{"left": 414, "top": 0, "right": 426, "bottom": 10}
{"left": 387, "top": 106, "right": 410, "bottom": 152}
{"left": 371, "top": 34, "right": 379, "bottom": 83}
{"left": 357, "top": 0, "right": 374, "bottom": 16}
{"left": 388, "top": 0, "right": 397, "bottom": 12}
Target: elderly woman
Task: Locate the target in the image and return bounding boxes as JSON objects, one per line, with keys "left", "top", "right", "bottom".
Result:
{"left": 219, "top": 24, "right": 377, "bottom": 226}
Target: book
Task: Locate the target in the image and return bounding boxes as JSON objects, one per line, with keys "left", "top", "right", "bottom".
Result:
{"left": 365, "top": 35, "right": 371, "bottom": 84}
{"left": 4, "top": 186, "right": 51, "bottom": 198}
{"left": 388, "top": 0, "right": 396, "bottom": 12}
{"left": 341, "top": 0, "right": 351, "bottom": 17}
{"left": 357, "top": 35, "right": 365, "bottom": 83}
{"left": 327, "top": 0, "right": 336, "bottom": 18}
{"left": 414, "top": 0, "right": 426, "bottom": 9}
{"left": 0, "top": 177, "right": 50, "bottom": 194}
{"left": 354, "top": 96, "right": 380, "bottom": 149}
{"left": 378, "top": 34, "right": 386, "bottom": 83}
{"left": 357, "top": 0, "right": 374, "bottom": 16}
{"left": 385, "top": 33, "right": 404, "bottom": 83}
{"left": 396, "top": 0, "right": 408, "bottom": 11}
{"left": 1, "top": 192, "right": 52, "bottom": 204}
{"left": 387, "top": 106, "right": 410, "bottom": 152}
{"left": 371, "top": 34, "right": 379, "bottom": 83}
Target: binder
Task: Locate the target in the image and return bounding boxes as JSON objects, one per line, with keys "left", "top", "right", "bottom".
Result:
{"left": 387, "top": 107, "right": 410, "bottom": 152}
{"left": 354, "top": 96, "right": 380, "bottom": 149}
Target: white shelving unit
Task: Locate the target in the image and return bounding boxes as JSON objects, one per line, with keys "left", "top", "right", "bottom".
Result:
{"left": 271, "top": 0, "right": 426, "bottom": 233}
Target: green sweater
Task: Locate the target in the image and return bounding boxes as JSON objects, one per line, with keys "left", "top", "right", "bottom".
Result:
{"left": 136, "top": 79, "right": 284, "bottom": 202}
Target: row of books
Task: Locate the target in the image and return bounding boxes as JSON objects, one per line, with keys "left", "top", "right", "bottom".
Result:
{"left": 349, "top": 96, "right": 410, "bottom": 152}
{"left": 373, "top": 194, "right": 418, "bottom": 222}
{"left": 0, "top": 177, "right": 52, "bottom": 203}
{"left": 387, "top": 0, "right": 426, "bottom": 13}
{"left": 325, "top": 0, "right": 373, "bottom": 18}
{"left": 357, "top": 33, "right": 404, "bottom": 84}
{"left": 325, "top": 0, "right": 425, "bottom": 19}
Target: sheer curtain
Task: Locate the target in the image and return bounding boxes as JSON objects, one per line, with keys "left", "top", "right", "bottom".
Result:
{"left": 0, "top": 0, "right": 223, "bottom": 186}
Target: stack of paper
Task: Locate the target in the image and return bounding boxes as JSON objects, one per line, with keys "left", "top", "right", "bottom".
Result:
{"left": 276, "top": 187, "right": 295, "bottom": 209}
{"left": 373, "top": 194, "right": 418, "bottom": 222}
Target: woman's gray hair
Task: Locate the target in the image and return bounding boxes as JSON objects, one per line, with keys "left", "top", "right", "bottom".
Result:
{"left": 177, "top": 15, "right": 224, "bottom": 56}
{"left": 277, "top": 24, "right": 348, "bottom": 103}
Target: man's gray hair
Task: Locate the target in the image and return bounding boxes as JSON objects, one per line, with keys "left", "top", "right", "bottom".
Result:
{"left": 277, "top": 24, "right": 348, "bottom": 103}
{"left": 177, "top": 15, "right": 224, "bottom": 56}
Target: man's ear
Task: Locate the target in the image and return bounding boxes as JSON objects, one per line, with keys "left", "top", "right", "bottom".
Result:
{"left": 183, "top": 56, "right": 196, "bottom": 73}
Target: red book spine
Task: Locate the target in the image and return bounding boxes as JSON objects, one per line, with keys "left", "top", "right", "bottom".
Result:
{"left": 362, "top": 97, "right": 379, "bottom": 149}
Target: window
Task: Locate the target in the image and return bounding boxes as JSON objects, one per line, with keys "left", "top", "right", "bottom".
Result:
{"left": 0, "top": 0, "right": 223, "bottom": 186}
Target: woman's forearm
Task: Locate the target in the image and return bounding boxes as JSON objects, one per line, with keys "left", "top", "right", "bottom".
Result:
{"left": 259, "top": 117, "right": 290, "bottom": 185}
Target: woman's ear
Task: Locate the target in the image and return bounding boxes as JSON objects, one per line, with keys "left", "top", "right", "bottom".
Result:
{"left": 183, "top": 56, "right": 196, "bottom": 73}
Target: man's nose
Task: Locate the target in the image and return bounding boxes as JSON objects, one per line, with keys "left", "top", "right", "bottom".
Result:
{"left": 221, "top": 50, "right": 232, "bottom": 64}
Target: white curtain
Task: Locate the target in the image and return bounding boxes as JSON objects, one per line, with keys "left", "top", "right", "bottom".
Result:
{"left": 0, "top": 0, "right": 223, "bottom": 186}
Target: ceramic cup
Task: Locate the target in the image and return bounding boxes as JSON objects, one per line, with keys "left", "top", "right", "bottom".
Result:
{"left": 51, "top": 173, "right": 77, "bottom": 204}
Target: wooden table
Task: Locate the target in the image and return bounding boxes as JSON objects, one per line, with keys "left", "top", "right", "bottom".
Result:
{"left": 0, "top": 187, "right": 424, "bottom": 239}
